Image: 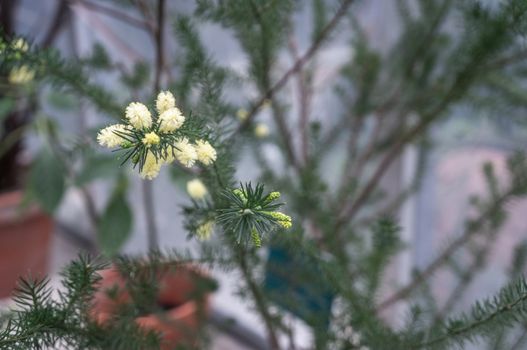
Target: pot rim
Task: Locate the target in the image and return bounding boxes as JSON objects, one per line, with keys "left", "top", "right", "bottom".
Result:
{"left": 92, "top": 264, "right": 212, "bottom": 324}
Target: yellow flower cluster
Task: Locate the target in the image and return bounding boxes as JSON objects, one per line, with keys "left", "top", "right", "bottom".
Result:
{"left": 5, "top": 39, "right": 34, "bottom": 85}
{"left": 159, "top": 107, "right": 185, "bottom": 133}
{"left": 156, "top": 91, "right": 176, "bottom": 114}
{"left": 142, "top": 132, "right": 160, "bottom": 147}
{"left": 266, "top": 191, "right": 280, "bottom": 202}
{"left": 236, "top": 108, "right": 248, "bottom": 121}
{"left": 187, "top": 179, "right": 208, "bottom": 200}
{"left": 97, "top": 91, "right": 217, "bottom": 180}
{"left": 194, "top": 140, "right": 217, "bottom": 166}
{"left": 267, "top": 211, "right": 292, "bottom": 229}
{"left": 9, "top": 65, "right": 35, "bottom": 85}
{"left": 97, "top": 124, "right": 128, "bottom": 148}
{"left": 196, "top": 220, "right": 215, "bottom": 240}
{"left": 254, "top": 123, "right": 269, "bottom": 138}
{"left": 140, "top": 151, "right": 162, "bottom": 180}
{"left": 126, "top": 102, "right": 152, "bottom": 130}
{"left": 13, "top": 38, "right": 29, "bottom": 52}
{"left": 171, "top": 137, "right": 198, "bottom": 167}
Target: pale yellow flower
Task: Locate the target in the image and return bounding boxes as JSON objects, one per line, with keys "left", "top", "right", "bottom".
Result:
{"left": 264, "top": 211, "right": 292, "bottom": 229}
{"left": 278, "top": 220, "right": 292, "bottom": 229}
{"left": 13, "top": 38, "right": 28, "bottom": 52}
{"left": 236, "top": 108, "right": 248, "bottom": 121}
{"left": 158, "top": 107, "right": 185, "bottom": 133}
{"left": 125, "top": 102, "right": 152, "bottom": 130}
{"left": 265, "top": 191, "right": 280, "bottom": 202}
{"left": 97, "top": 124, "right": 128, "bottom": 148}
{"left": 254, "top": 123, "right": 269, "bottom": 138}
{"left": 196, "top": 220, "right": 215, "bottom": 241}
{"left": 194, "top": 139, "right": 217, "bottom": 165}
{"left": 9, "top": 65, "right": 34, "bottom": 84}
{"left": 156, "top": 91, "right": 176, "bottom": 114}
{"left": 171, "top": 137, "right": 197, "bottom": 167}
{"left": 186, "top": 179, "right": 208, "bottom": 200}
{"left": 261, "top": 99, "right": 272, "bottom": 109}
{"left": 142, "top": 132, "right": 160, "bottom": 147}
{"left": 140, "top": 151, "right": 162, "bottom": 180}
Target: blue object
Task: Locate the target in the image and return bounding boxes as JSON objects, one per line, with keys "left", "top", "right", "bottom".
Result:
{"left": 264, "top": 245, "right": 334, "bottom": 329}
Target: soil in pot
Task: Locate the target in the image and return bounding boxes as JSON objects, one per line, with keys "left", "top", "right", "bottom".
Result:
{"left": 92, "top": 264, "right": 217, "bottom": 349}
{"left": 0, "top": 190, "right": 53, "bottom": 298}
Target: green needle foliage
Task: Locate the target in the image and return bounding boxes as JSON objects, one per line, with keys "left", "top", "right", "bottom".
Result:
{"left": 217, "top": 183, "right": 291, "bottom": 247}
{"left": 0, "top": 255, "right": 160, "bottom": 350}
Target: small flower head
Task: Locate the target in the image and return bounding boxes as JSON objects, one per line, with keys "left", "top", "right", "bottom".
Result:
{"left": 254, "top": 123, "right": 269, "bottom": 138}
{"left": 233, "top": 188, "right": 247, "bottom": 204}
{"left": 196, "top": 220, "right": 215, "bottom": 241}
{"left": 172, "top": 137, "right": 197, "bottom": 168}
{"left": 9, "top": 65, "right": 34, "bottom": 84}
{"left": 261, "top": 99, "right": 272, "bottom": 109}
{"left": 13, "top": 38, "right": 29, "bottom": 52}
{"left": 97, "top": 124, "right": 128, "bottom": 148}
{"left": 142, "top": 132, "right": 160, "bottom": 147}
{"left": 266, "top": 191, "right": 280, "bottom": 202}
{"left": 251, "top": 228, "right": 262, "bottom": 247}
{"left": 278, "top": 220, "right": 292, "bottom": 229}
{"left": 194, "top": 140, "right": 217, "bottom": 166}
{"left": 158, "top": 107, "right": 185, "bottom": 133}
{"left": 267, "top": 211, "right": 292, "bottom": 229}
{"left": 156, "top": 91, "right": 176, "bottom": 114}
{"left": 140, "top": 151, "right": 162, "bottom": 180}
{"left": 187, "top": 179, "right": 208, "bottom": 200}
{"left": 126, "top": 102, "right": 152, "bottom": 130}
{"left": 236, "top": 108, "right": 248, "bottom": 121}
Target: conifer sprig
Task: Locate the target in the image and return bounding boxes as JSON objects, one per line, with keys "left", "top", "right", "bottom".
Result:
{"left": 216, "top": 183, "right": 292, "bottom": 247}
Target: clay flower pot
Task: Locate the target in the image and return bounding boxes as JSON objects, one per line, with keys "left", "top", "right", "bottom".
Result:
{"left": 91, "top": 264, "right": 214, "bottom": 349}
{"left": 0, "top": 190, "right": 53, "bottom": 298}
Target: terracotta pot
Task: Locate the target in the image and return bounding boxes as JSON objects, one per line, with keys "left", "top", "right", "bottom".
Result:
{"left": 91, "top": 264, "right": 213, "bottom": 349}
{"left": 0, "top": 190, "right": 53, "bottom": 298}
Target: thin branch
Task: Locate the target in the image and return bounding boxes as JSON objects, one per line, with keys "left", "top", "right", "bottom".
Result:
{"left": 510, "top": 325, "right": 527, "bottom": 350}
{"left": 433, "top": 226, "right": 499, "bottom": 325}
{"left": 269, "top": 98, "right": 300, "bottom": 170}
{"left": 335, "top": 63, "right": 475, "bottom": 230}
{"left": 484, "top": 48, "right": 527, "bottom": 71}
{"left": 247, "top": 0, "right": 300, "bottom": 171}
{"left": 74, "top": 4, "right": 144, "bottom": 62}
{"left": 288, "top": 34, "right": 311, "bottom": 165}
{"left": 41, "top": 0, "right": 70, "bottom": 48}
{"left": 376, "top": 189, "right": 514, "bottom": 312}
{"left": 153, "top": 0, "right": 164, "bottom": 91}
{"left": 236, "top": 248, "right": 281, "bottom": 350}
{"left": 234, "top": 0, "right": 355, "bottom": 135}
{"left": 70, "top": 0, "right": 154, "bottom": 33}
{"left": 416, "top": 289, "right": 527, "bottom": 349}
{"left": 142, "top": 0, "right": 165, "bottom": 252}
{"left": 334, "top": 115, "right": 428, "bottom": 230}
